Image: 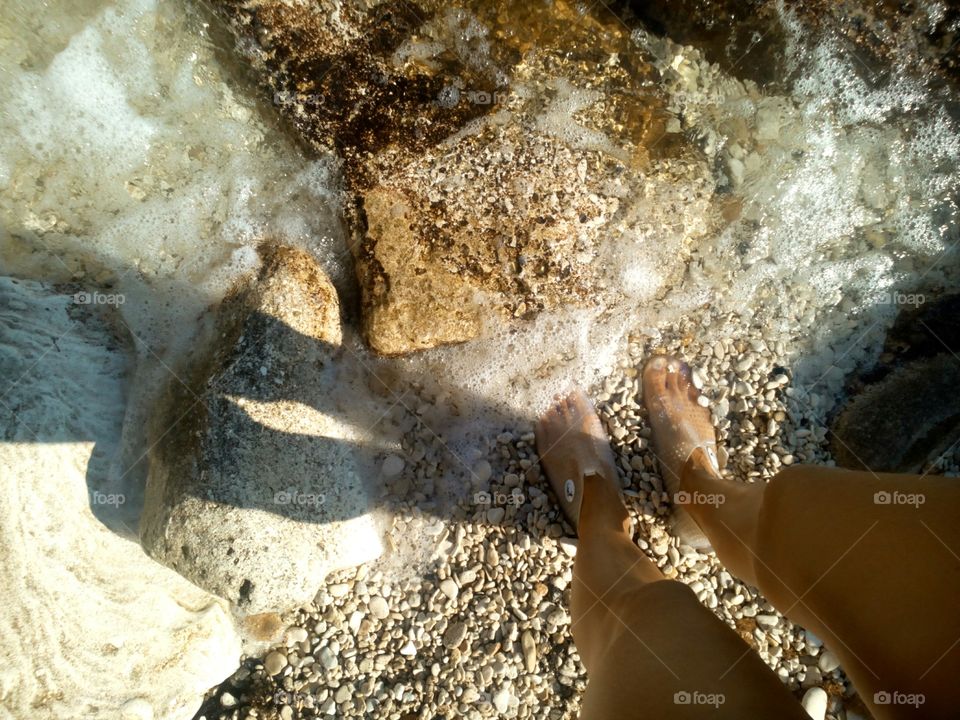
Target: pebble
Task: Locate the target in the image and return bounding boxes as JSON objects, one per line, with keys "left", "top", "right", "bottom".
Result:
{"left": 473, "top": 460, "right": 493, "bottom": 484}
{"left": 317, "top": 646, "right": 338, "bottom": 670}
{"left": 521, "top": 630, "right": 537, "bottom": 672}
{"left": 220, "top": 693, "right": 237, "bottom": 708}
{"left": 328, "top": 582, "right": 350, "bottom": 598}
{"left": 285, "top": 626, "right": 308, "bottom": 644}
{"left": 334, "top": 685, "right": 352, "bottom": 704}
{"left": 369, "top": 596, "right": 390, "bottom": 619}
{"left": 818, "top": 651, "right": 840, "bottom": 673}
{"left": 443, "top": 621, "right": 468, "bottom": 649}
{"left": 558, "top": 537, "right": 578, "bottom": 557}
{"left": 382, "top": 454, "right": 405, "bottom": 477}
{"left": 492, "top": 687, "right": 511, "bottom": 714}
{"left": 487, "top": 507, "right": 506, "bottom": 524}
{"left": 801, "top": 687, "right": 828, "bottom": 720}
{"left": 399, "top": 640, "right": 417, "bottom": 656}
{"left": 264, "top": 650, "right": 288, "bottom": 676}
{"left": 439, "top": 578, "right": 459, "bottom": 601}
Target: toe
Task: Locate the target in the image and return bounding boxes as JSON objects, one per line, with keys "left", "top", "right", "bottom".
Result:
{"left": 642, "top": 355, "right": 669, "bottom": 398}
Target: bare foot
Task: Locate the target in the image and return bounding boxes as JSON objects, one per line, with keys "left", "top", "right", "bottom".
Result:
{"left": 535, "top": 389, "right": 621, "bottom": 532}
{"left": 642, "top": 354, "right": 721, "bottom": 549}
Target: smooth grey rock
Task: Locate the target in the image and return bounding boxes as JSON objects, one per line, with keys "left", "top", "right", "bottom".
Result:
{"left": 140, "top": 245, "right": 382, "bottom": 612}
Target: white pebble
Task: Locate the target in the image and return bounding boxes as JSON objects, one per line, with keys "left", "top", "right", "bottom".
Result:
{"left": 492, "top": 687, "right": 511, "bottom": 714}
{"left": 801, "top": 687, "right": 828, "bottom": 720}
{"left": 369, "top": 596, "right": 390, "bottom": 619}
{"left": 439, "top": 578, "right": 459, "bottom": 600}
{"left": 818, "top": 651, "right": 840, "bottom": 673}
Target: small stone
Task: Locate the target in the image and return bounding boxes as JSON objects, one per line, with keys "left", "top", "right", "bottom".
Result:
{"left": 285, "top": 626, "right": 308, "bottom": 644}
{"left": 382, "top": 454, "right": 405, "bottom": 477}
{"left": 755, "top": 613, "right": 778, "bottom": 628}
{"left": 399, "top": 640, "right": 417, "bottom": 656}
{"left": 473, "top": 460, "right": 493, "bottom": 484}
{"left": 443, "top": 621, "right": 468, "bottom": 649}
{"left": 369, "top": 595, "right": 390, "bottom": 619}
{"left": 317, "top": 646, "right": 338, "bottom": 670}
{"left": 328, "top": 582, "right": 350, "bottom": 598}
{"left": 802, "top": 667, "right": 822, "bottom": 688}
{"left": 220, "top": 692, "right": 237, "bottom": 708}
{"left": 492, "top": 687, "right": 511, "bottom": 714}
{"left": 818, "top": 651, "right": 840, "bottom": 673}
{"left": 487, "top": 507, "right": 506, "bottom": 524}
{"left": 485, "top": 546, "right": 500, "bottom": 567}
{"left": 557, "top": 537, "right": 578, "bottom": 557}
{"left": 801, "top": 687, "right": 828, "bottom": 720}
{"left": 264, "top": 650, "right": 288, "bottom": 676}
{"left": 334, "top": 685, "right": 352, "bottom": 704}
{"left": 439, "top": 578, "right": 459, "bottom": 601}
{"left": 521, "top": 630, "right": 537, "bottom": 673}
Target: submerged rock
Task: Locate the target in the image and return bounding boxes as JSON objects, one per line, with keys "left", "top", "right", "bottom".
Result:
{"left": 0, "top": 276, "right": 240, "bottom": 720}
{"left": 831, "top": 293, "right": 960, "bottom": 472}
{"left": 212, "top": 0, "right": 716, "bottom": 354}
{"left": 141, "top": 244, "right": 383, "bottom": 612}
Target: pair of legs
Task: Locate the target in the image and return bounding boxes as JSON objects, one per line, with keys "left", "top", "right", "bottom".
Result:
{"left": 536, "top": 356, "right": 960, "bottom": 719}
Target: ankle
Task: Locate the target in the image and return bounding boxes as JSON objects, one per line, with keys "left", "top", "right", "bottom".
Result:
{"left": 579, "top": 472, "right": 630, "bottom": 536}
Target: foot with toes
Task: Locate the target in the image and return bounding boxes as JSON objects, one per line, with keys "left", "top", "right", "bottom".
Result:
{"left": 534, "top": 389, "right": 621, "bottom": 533}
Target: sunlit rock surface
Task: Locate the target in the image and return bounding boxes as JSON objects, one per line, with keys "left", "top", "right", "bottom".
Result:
{"left": 140, "top": 245, "right": 383, "bottom": 612}
{"left": 0, "top": 276, "right": 240, "bottom": 720}
{"left": 213, "top": 0, "right": 717, "bottom": 354}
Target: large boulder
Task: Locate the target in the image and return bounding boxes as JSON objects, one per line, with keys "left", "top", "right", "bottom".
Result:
{"left": 140, "top": 245, "right": 383, "bottom": 613}
{"left": 0, "top": 276, "right": 240, "bottom": 720}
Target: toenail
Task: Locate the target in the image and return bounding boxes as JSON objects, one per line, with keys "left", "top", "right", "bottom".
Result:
{"left": 564, "top": 479, "right": 576, "bottom": 503}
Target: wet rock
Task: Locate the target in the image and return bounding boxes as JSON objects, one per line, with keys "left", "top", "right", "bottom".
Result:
{"left": 831, "top": 293, "right": 960, "bottom": 473}
{"left": 213, "top": 0, "right": 715, "bottom": 355}
{"left": 140, "top": 244, "right": 382, "bottom": 612}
